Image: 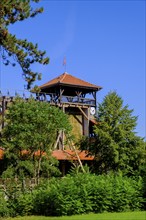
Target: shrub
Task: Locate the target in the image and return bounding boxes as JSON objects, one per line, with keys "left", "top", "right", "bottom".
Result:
{"left": 13, "top": 193, "right": 34, "bottom": 216}
{"left": 32, "top": 173, "right": 144, "bottom": 216}
{"left": 0, "top": 192, "right": 9, "bottom": 217}
{"left": 1, "top": 173, "right": 144, "bottom": 217}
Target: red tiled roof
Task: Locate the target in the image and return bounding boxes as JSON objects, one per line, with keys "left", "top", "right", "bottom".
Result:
{"left": 52, "top": 150, "right": 94, "bottom": 161}
{"left": 0, "top": 149, "right": 94, "bottom": 161}
{"left": 40, "top": 72, "right": 102, "bottom": 90}
{"left": 0, "top": 148, "right": 4, "bottom": 159}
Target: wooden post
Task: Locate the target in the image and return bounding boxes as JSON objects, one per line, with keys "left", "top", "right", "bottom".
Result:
{"left": 77, "top": 106, "right": 89, "bottom": 136}
{"left": 92, "top": 91, "right": 97, "bottom": 108}
{"left": 61, "top": 105, "right": 65, "bottom": 150}
{"left": 54, "top": 131, "right": 62, "bottom": 149}
{"left": 2, "top": 96, "right": 6, "bottom": 129}
{"left": 70, "top": 140, "right": 85, "bottom": 173}
{"left": 61, "top": 161, "right": 66, "bottom": 176}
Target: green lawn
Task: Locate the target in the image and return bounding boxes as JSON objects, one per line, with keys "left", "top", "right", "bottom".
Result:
{"left": 2, "top": 211, "right": 146, "bottom": 220}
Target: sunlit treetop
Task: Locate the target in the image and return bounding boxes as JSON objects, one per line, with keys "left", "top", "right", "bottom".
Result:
{"left": 0, "top": 0, "right": 49, "bottom": 89}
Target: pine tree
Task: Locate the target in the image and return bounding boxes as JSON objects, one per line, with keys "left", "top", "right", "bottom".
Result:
{"left": 0, "top": 0, "right": 49, "bottom": 89}
{"left": 80, "top": 91, "right": 146, "bottom": 175}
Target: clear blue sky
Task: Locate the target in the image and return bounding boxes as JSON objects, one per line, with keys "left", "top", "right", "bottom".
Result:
{"left": 0, "top": 0, "right": 145, "bottom": 138}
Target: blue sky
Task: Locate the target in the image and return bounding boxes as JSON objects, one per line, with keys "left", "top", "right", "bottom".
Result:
{"left": 0, "top": 0, "right": 145, "bottom": 138}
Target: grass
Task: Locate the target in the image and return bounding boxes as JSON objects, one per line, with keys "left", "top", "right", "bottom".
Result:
{"left": 1, "top": 211, "right": 146, "bottom": 220}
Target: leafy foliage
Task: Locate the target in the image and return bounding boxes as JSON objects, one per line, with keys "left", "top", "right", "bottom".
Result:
{"left": 0, "top": 0, "right": 49, "bottom": 89}
{"left": 80, "top": 91, "right": 146, "bottom": 175}
{"left": 0, "top": 173, "right": 145, "bottom": 217}
{"left": 20, "top": 173, "right": 145, "bottom": 216}
{"left": 0, "top": 191, "right": 10, "bottom": 217}
{"left": 1, "top": 97, "right": 72, "bottom": 183}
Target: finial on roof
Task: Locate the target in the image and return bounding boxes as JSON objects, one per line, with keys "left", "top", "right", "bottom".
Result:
{"left": 63, "top": 56, "right": 67, "bottom": 72}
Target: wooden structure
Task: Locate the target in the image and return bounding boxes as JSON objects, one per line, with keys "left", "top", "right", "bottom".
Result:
{"left": 38, "top": 72, "right": 102, "bottom": 148}
{"left": 0, "top": 72, "right": 102, "bottom": 175}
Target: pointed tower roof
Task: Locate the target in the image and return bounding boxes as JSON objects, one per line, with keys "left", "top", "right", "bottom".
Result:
{"left": 40, "top": 72, "right": 102, "bottom": 91}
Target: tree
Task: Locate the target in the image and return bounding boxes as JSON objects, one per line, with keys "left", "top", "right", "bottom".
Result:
{"left": 0, "top": 0, "right": 49, "bottom": 89}
{"left": 80, "top": 91, "right": 146, "bottom": 175}
{"left": 1, "top": 97, "right": 72, "bottom": 183}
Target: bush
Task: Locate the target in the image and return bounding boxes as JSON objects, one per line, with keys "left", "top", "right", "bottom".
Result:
{"left": 0, "top": 179, "right": 34, "bottom": 217}
{"left": 32, "top": 173, "right": 144, "bottom": 216}
{"left": 33, "top": 177, "right": 90, "bottom": 216}
{"left": 0, "top": 173, "right": 144, "bottom": 217}
{"left": 13, "top": 193, "right": 34, "bottom": 216}
{"left": 0, "top": 192, "right": 9, "bottom": 217}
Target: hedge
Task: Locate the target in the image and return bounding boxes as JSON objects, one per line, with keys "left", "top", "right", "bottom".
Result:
{"left": 0, "top": 173, "right": 144, "bottom": 217}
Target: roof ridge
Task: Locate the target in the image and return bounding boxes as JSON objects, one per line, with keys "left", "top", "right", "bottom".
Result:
{"left": 60, "top": 72, "right": 68, "bottom": 83}
{"left": 66, "top": 72, "right": 98, "bottom": 87}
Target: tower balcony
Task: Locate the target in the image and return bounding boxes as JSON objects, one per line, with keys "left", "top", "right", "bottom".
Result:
{"left": 36, "top": 93, "right": 96, "bottom": 107}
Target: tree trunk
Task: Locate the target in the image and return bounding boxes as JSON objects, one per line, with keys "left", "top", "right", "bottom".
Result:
{"left": 36, "top": 156, "right": 42, "bottom": 185}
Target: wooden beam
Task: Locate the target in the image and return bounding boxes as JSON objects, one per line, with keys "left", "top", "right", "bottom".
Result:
{"left": 75, "top": 91, "right": 82, "bottom": 96}
{"left": 63, "top": 133, "right": 85, "bottom": 173}
{"left": 54, "top": 131, "right": 62, "bottom": 149}
{"left": 69, "top": 140, "right": 85, "bottom": 173}
{"left": 77, "top": 106, "right": 89, "bottom": 120}
{"left": 1, "top": 97, "right": 6, "bottom": 129}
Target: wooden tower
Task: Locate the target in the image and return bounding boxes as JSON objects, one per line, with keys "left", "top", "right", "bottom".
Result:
{"left": 38, "top": 72, "right": 102, "bottom": 149}
{"left": 0, "top": 72, "right": 102, "bottom": 175}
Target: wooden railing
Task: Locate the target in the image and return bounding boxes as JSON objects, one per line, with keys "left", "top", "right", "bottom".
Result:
{"left": 61, "top": 95, "right": 95, "bottom": 106}
{"left": 0, "top": 90, "right": 96, "bottom": 107}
